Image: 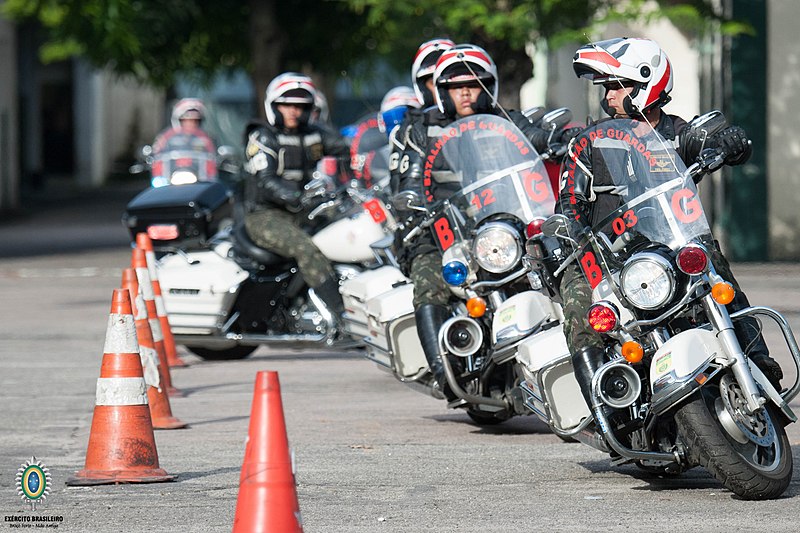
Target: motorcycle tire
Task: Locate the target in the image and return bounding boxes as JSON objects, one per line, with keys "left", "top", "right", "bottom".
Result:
{"left": 186, "top": 345, "right": 258, "bottom": 360}
{"left": 674, "top": 381, "right": 793, "bottom": 500}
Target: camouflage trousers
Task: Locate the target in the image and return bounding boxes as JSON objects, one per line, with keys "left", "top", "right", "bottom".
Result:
{"left": 560, "top": 262, "right": 604, "bottom": 354}
{"left": 409, "top": 250, "right": 451, "bottom": 308}
{"left": 244, "top": 207, "right": 334, "bottom": 288}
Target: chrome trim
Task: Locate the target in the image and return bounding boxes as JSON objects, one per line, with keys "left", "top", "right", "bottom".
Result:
{"left": 592, "top": 405, "right": 681, "bottom": 463}
{"left": 439, "top": 348, "right": 508, "bottom": 409}
{"left": 649, "top": 359, "right": 722, "bottom": 415}
{"left": 471, "top": 266, "right": 528, "bottom": 290}
{"left": 730, "top": 306, "right": 800, "bottom": 404}
{"left": 702, "top": 295, "right": 765, "bottom": 413}
{"left": 491, "top": 317, "right": 549, "bottom": 365}
{"left": 518, "top": 379, "right": 594, "bottom": 437}
{"left": 621, "top": 278, "right": 708, "bottom": 330}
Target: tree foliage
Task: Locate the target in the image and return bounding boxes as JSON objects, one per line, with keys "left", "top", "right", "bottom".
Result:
{"left": 2, "top": 0, "right": 741, "bottom": 106}
{"left": 1, "top": 0, "right": 369, "bottom": 89}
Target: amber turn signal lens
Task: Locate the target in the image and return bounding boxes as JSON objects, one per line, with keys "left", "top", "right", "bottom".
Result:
{"left": 466, "top": 297, "right": 487, "bottom": 317}
{"left": 621, "top": 341, "right": 644, "bottom": 363}
{"left": 711, "top": 282, "right": 735, "bottom": 305}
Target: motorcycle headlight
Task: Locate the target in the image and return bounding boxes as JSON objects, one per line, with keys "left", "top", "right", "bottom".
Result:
{"left": 473, "top": 223, "right": 521, "bottom": 274}
{"left": 620, "top": 253, "right": 676, "bottom": 310}
{"left": 170, "top": 170, "right": 198, "bottom": 185}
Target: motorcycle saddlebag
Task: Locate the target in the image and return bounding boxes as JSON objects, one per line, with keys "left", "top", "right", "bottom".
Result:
{"left": 340, "top": 265, "right": 409, "bottom": 339}
{"left": 122, "top": 182, "right": 234, "bottom": 249}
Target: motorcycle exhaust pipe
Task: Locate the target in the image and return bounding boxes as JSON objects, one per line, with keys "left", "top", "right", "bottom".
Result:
{"left": 441, "top": 316, "right": 484, "bottom": 357}
{"left": 593, "top": 361, "right": 642, "bottom": 409}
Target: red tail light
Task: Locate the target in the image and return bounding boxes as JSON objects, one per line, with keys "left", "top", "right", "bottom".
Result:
{"left": 587, "top": 303, "right": 618, "bottom": 333}
{"left": 677, "top": 245, "right": 708, "bottom": 275}
{"left": 526, "top": 217, "right": 546, "bottom": 238}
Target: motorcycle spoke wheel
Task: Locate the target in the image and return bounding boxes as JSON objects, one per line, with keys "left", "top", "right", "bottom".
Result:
{"left": 675, "top": 377, "right": 793, "bottom": 500}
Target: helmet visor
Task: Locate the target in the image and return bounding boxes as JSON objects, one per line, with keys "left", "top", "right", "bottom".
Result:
{"left": 274, "top": 88, "right": 314, "bottom": 105}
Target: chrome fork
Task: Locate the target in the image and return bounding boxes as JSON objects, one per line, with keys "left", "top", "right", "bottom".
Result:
{"left": 702, "top": 294, "right": 766, "bottom": 414}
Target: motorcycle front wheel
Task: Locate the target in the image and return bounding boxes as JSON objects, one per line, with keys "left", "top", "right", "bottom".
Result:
{"left": 675, "top": 375, "right": 792, "bottom": 500}
{"left": 186, "top": 345, "right": 258, "bottom": 360}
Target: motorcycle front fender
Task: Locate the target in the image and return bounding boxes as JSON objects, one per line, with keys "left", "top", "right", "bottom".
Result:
{"left": 492, "top": 291, "right": 563, "bottom": 344}
{"left": 650, "top": 329, "right": 724, "bottom": 414}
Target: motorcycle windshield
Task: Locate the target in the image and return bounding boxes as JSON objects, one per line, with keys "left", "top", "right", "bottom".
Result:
{"left": 437, "top": 114, "right": 555, "bottom": 230}
{"left": 586, "top": 119, "right": 712, "bottom": 251}
{"left": 152, "top": 131, "right": 218, "bottom": 183}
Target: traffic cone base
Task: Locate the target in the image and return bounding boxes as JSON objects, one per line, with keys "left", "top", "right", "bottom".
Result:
{"left": 148, "top": 387, "right": 188, "bottom": 430}
{"left": 67, "top": 406, "right": 176, "bottom": 485}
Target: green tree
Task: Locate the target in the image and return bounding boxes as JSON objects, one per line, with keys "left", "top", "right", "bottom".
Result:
{"left": 3, "top": 0, "right": 739, "bottom": 111}
{"left": 347, "top": 0, "right": 744, "bottom": 107}
{"left": 2, "top": 0, "right": 370, "bottom": 113}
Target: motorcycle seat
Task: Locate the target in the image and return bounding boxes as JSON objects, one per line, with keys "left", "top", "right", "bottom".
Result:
{"left": 231, "top": 223, "right": 292, "bottom": 266}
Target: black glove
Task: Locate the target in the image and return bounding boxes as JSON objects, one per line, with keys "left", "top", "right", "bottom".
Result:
{"left": 559, "top": 126, "right": 583, "bottom": 145}
{"left": 710, "top": 125, "right": 752, "bottom": 166}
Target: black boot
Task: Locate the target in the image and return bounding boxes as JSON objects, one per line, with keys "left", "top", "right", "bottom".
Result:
{"left": 571, "top": 346, "right": 606, "bottom": 411}
{"left": 735, "top": 316, "right": 783, "bottom": 389}
{"left": 415, "top": 304, "right": 455, "bottom": 400}
{"left": 313, "top": 277, "right": 345, "bottom": 328}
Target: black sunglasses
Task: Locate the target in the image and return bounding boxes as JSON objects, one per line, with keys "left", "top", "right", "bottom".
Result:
{"left": 602, "top": 80, "right": 636, "bottom": 90}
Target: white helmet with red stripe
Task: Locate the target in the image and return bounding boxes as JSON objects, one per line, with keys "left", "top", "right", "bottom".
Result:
{"left": 411, "top": 38, "right": 455, "bottom": 106}
{"left": 264, "top": 72, "right": 317, "bottom": 126}
{"left": 573, "top": 37, "right": 673, "bottom": 115}
{"left": 170, "top": 98, "right": 206, "bottom": 129}
{"left": 433, "top": 44, "right": 498, "bottom": 116}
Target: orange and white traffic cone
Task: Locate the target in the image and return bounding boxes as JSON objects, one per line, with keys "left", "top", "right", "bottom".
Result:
{"left": 131, "top": 248, "right": 183, "bottom": 397}
{"left": 232, "top": 371, "right": 303, "bottom": 533}
{"left": 122, "top": 268, "right": 187, "bottom": 430}
{"left": 66, "top": 289, "right": 176, "bottom": 485}
{"left": 135, "top": 232, "right": 188, "bottom": 368}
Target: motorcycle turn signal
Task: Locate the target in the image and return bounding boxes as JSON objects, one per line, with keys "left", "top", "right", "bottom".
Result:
{"left": 466, "top": 297, "right": 487, "bottom": 318}
{"left": 621, "top": 341, "right": 644, "bottom": 363}
{"left": 711, "top": 281, "right": 735, "bottom": 305}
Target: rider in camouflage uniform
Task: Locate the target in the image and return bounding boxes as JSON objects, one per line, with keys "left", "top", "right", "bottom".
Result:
{"left": 243, "top": 72, "right": 350, "bottom": 318}
{"left": 561, "top": 38, "right": 782, "bottom": 410}
{"left": 393, "top": 44, "right": 556, "bottom": 396}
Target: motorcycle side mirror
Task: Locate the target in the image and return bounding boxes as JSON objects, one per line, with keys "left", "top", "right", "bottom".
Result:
{"left": 391, "top": 190, "right": 426, "bottom": 212}
{"left": 541, "top": 214, "right": 570, "bottom": 238}
{"left": 541, "top": 107, "right": 573, "bottom": 132}
{"left": 686, "top": 110, "right": 728, "bottom": 136}
{"left": 683, "top": 110, "right": 728, "bottom": 153}
{"left": 128, "top": 162, "right": 148, "bottom": 174}
{"left": 522, "top": 106, "right": 546, "bottom": 125}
